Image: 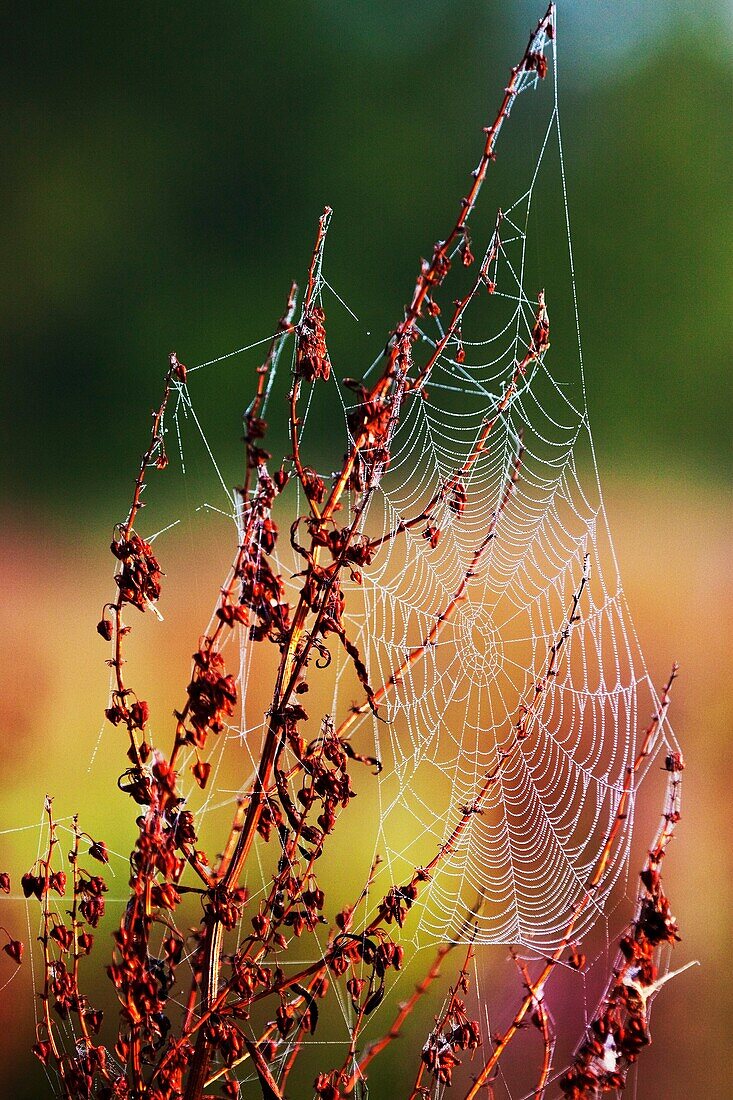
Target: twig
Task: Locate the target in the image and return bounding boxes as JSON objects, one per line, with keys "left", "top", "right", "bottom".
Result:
{"left": 343, "top": 944, "right": 453, "bottom": 1094}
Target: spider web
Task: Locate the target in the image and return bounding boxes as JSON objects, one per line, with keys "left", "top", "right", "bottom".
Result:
{"left": 149, "top": 18, "right": 681, "bottom": 956}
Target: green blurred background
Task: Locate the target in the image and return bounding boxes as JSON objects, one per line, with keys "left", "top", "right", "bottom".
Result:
{"left": 3, "top": 0, "right": 732, "bottom": 513}
{"left": 2, "top": 2, "right": 731, "bottom": 1097}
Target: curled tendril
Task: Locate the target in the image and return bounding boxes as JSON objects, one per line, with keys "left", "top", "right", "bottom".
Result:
{"left": 314, "top": 640, "right": 332, "bottom": 669}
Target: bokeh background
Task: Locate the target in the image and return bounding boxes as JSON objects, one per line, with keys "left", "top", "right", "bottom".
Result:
{"left": 2, "top": 2, "right": 731, "bottom": 1097}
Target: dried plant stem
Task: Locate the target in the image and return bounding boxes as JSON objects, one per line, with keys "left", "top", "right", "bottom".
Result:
{"left": 245, "top": 279, "right": 299, "bottom": 501}
{"left": 213, "top": 217, "right": 332, "bottom": 909}
{"left": 243, "top": 1038, "right": 286, "bottom": 1099}
{"left": 111, "top": 360, "right": 178, "bottom": 772}
{"left": 463, "top": 665, "right": 679, "bottom": 1099}
{"left": 408, "top": 941, "right": 477, "bottom": 1099}
{"left": 40, "top": 798, "right": 65, "bottom": 1085}
{"left": 556, "top": 757, "right": 688, "bottom": 1096}
{"left": 289, "top": 207, "right": 331, "bottom": 521}
{"left": 277, "top": 974, "right": 325, "bottom": 1092}
{"left": 169, "top": 290, "right": 298, "bottom": 785}
{"left": 343, "top": 944, "right": 453, "bottom": 1094}
{"left": 510, "top": 948, "right": 555, "bottom": 1100}
{"left": 70, "top": 818, "right": 92, "bottom": 1052}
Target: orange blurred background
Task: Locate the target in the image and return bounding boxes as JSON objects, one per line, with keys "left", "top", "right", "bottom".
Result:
{"left": 2, "top": 472, "right": 730, "bottom": 1097}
